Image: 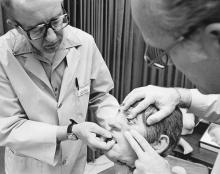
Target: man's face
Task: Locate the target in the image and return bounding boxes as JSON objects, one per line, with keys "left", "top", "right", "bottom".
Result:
{"left": 12, "top": 0, "right": 64, "bottom": 55}
{"left": 105, "top": 109, "right": 147, "bottom": 167}
{"left": 130, "top": 0, "right": 220, "bottom": 93}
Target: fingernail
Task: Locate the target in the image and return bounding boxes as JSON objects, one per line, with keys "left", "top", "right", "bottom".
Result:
{"left": 107, "top": 133, "right": 112, "bottom": 138}
{"left": 127, "top": 114, "right": 133, "bottom": 119}
{"left": 124, "top": 131, "right": 129, "bottom": 134}
{"left": 124, "top": 131, "right": 130, "bottom": 136}
{"left": 146, "top": 118, "right": 152, "bottom": 125}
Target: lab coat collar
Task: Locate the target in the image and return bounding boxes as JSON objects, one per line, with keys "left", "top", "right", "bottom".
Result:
{"left": 58, "top": 47, "right": 81, "bottom": 105}
{"left": 13, "top": 26, "right": 82, "bottom": 57}
{"left": 12, "top": 26, "right": 82, "bottom": 95}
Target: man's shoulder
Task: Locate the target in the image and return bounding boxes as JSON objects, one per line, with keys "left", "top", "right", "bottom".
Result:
{"left": 64, "top": 26, "right": 95, "bottom": 45}
{"left": 0, "top": 29, "right": 25, "bottom": 51}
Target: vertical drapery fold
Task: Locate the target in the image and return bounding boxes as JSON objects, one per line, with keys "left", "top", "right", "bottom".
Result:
{"left": 64, "top": 0, "right": 194, "bottom": 103}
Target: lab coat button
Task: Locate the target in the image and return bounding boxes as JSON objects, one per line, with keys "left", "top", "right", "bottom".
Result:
{"left": 54, "top": 87, "right": 58, "bottom": 92}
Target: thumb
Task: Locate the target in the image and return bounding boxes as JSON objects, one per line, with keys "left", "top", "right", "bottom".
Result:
{"left": 91, "top": 124, "right": 112, "bottom": 138}
{"left": 146, "top": 107, "right": 173, "bottom": 125}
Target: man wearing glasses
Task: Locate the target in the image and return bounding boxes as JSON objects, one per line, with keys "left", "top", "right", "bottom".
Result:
{"left": 0, "top": 0, "right": 118, "bottom": 174}
{"left": 121, "top": 0, "right": 220, "bottom": 174}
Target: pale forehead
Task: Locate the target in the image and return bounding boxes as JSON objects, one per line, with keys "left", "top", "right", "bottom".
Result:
{"left": 11, "top": 0, "right": 62, "bottom": 12}
{"left": 10, "top": 0, "right": 63, "bottom": 27}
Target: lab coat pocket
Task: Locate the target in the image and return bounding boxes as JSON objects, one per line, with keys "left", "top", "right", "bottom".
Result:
{"left": 74, "top": 82, "right": 90, "bottom": 119}
{"left": 5, "top": 147, "right": 43, "bottom": 174}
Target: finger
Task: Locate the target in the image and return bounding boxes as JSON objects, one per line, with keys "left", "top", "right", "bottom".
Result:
{"left": 129, "top": 129, "right": 156, "bottom": 154}
{"left": 92, "top": 124, "right": 112, "bottom": 138}
{"left": 121, "top": 92, "right": 144, "bottom": 111}
{"left": 128, "top": 99, "right": 153, "bottom": 119}
{"left": 90, "top": 138, "right": 115, "bottom": 150}
{"left": 124, "top": 131, "right": 144, "bottom": 158}
{"left": 147, "top": 107, "right": 173, "bottom": 125}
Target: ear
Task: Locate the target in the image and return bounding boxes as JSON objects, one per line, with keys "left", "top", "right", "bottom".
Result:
{"left": 202, "top": 23, "right": 220, "bottom": 55}
{"left": 7, "top": 19, "right": 23, "bottom": 35}
{"left": 7, "top": 19, "right": 17, "bottom": 28}
{"left": 152, "top": 135, "right": 169, "bottom": 154}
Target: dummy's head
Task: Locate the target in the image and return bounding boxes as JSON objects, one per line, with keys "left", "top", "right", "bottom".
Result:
{"left": 2, "top": 0, "right": 67, "bottom": 55}
{"left": 130, "top": 0, "right": 220, "bottom": 91}
{"left": 105, "top": 103, "right": 182, "bottom": 167}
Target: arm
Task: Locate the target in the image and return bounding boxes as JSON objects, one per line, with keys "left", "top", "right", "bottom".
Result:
{"left": 176, "top": 88, "right": 220, "bottom": 124}
{"left": 0, "top": 63, "right": 60, "bottom": 166}
{"left": 88, "top": 39, "right": 119, "bottom": 128}
{"left": 121, "top": 85, "right": 220, "bottom": 125}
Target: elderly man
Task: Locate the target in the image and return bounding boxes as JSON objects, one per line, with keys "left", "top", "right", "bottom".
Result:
{"left": 121, "top": 0, "right": 220, "bottom": 174}
{"left": 105, "top": 104, "right": 183, "bottom": 173}
{"left": 0, "top": 0, "right": 118, "bottom": 174}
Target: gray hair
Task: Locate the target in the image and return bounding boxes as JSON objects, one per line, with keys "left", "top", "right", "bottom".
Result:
{"left": 158, "top": 0, "right": 220, "bottom": 38}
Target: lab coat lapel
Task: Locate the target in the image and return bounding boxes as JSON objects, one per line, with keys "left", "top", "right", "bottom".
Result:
{"left": 58, "top": 47, "right": 81, "bottom": 105}
{"left": 24, "top": 55, "right": 53, "bottom": 92}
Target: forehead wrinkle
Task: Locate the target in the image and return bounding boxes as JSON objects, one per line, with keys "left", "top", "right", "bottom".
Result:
{"left": 13, "top": 1, "right": 62, "bottom": 29}
{"left": 11, "top": 0, "right": 62, "bottom": 16}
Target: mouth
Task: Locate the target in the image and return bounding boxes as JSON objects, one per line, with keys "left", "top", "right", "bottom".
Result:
{"left": 105, "top": 136, "right": 117, "bottom": 144}
{"left": 44, "top": 42, "right": 59, "bottom": 49}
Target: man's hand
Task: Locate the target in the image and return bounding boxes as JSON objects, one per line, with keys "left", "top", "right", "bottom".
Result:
{"left": 72, "top": 122, "right": 115, "bottom": 150}
{"left": 124, "top": 130, "right": 172, "bottom": 174}
{"left": 121, "top": 85, "right": 181, "bottom": 125}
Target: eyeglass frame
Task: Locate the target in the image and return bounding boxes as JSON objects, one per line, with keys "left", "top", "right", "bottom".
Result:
{"left": 144, "top": 36, "right": 185, "bottom": 69}
{"left": 15, "top": 4, "right": 69, "bottom": 40}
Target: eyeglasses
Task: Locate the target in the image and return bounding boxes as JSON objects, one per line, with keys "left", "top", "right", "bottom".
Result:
{"left": 144, "top": 36, "right": 184, "bottom": 69}
{"left": 17, "top": 13, "right": 69, "bottom": 40}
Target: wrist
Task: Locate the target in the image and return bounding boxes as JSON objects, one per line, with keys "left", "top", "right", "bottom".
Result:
{"left": 67, "top": 119, "right": 79, "bottom": 141}
{"left": 174, "top": 88, "right": 192, "bottom": 108}
{"left": 56, "top": 126, "right": 68, "bottom": 143}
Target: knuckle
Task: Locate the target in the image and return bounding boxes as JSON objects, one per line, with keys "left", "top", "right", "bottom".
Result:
{"left": 132, "top": 88, "right": 139, "bottom": 93}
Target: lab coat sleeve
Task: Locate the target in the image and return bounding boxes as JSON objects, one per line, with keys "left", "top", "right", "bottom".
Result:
{"left": 0, "top": 62, "right": 60, "bottom": 166}
{"left": 189, "top": 89, "right": 220, "bottom": 124}
{"left": 88, "top": 39, "right": 119, "bottom": 128}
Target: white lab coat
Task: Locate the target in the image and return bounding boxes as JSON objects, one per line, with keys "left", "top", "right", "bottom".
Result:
{"left": 0, "top": 26, "right": 119, "bottom": 174}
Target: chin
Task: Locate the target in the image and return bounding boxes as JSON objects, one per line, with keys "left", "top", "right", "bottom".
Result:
{"left": 105, "top": 144, "right": 136, "bottom": 167}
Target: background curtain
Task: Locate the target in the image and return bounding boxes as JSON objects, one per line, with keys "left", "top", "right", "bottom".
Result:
{"left": 63, "top": 0, "right": 195, "bottom": 104}
{"left": 0, "top": 0, "right": 195, "bottom": 169}
{"left": 63, "top": 0, "right": 195, "bottom": 161}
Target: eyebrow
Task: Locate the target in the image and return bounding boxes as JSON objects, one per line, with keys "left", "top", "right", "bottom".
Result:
{"left": 26, "top": 11, "right": 63, "bottom": 30}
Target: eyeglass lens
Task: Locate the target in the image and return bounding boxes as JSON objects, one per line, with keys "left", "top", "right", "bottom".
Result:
{"left": 29, "top": 15, "right": 68, "bottom": 40}
{"left": 144, "top": 46, "right": 168, "bottom": 69}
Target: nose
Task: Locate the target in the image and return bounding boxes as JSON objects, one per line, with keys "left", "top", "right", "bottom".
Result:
{"left": 45, "top": 28, "right": 57, "bottom": 42}
{"left": 108, "top": 117, "right": 122, "bottom": 132}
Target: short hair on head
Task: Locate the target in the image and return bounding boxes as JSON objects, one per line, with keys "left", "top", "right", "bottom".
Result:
{"left": 143, "top": 105, "right": 182, "bottom": 157}
{"left": 157, "top": 0, "right": 220, "bottom": 38}
{"left": 128, "top": 102, "right": 182, "bottom": 157}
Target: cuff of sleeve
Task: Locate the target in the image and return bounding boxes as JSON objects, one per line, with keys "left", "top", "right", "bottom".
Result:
{"left": 14, "top": 122, "right": 62, "bottom": 166}
{"left": 188, "top": 89, "right": 220, "bottom": 123}
{"left": 33, "top": 125, "right": 61, "bottom": 166}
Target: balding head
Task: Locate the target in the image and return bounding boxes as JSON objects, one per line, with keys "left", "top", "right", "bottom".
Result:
{"left": 2, "top": 0, "right": 62, "bottom": 19}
